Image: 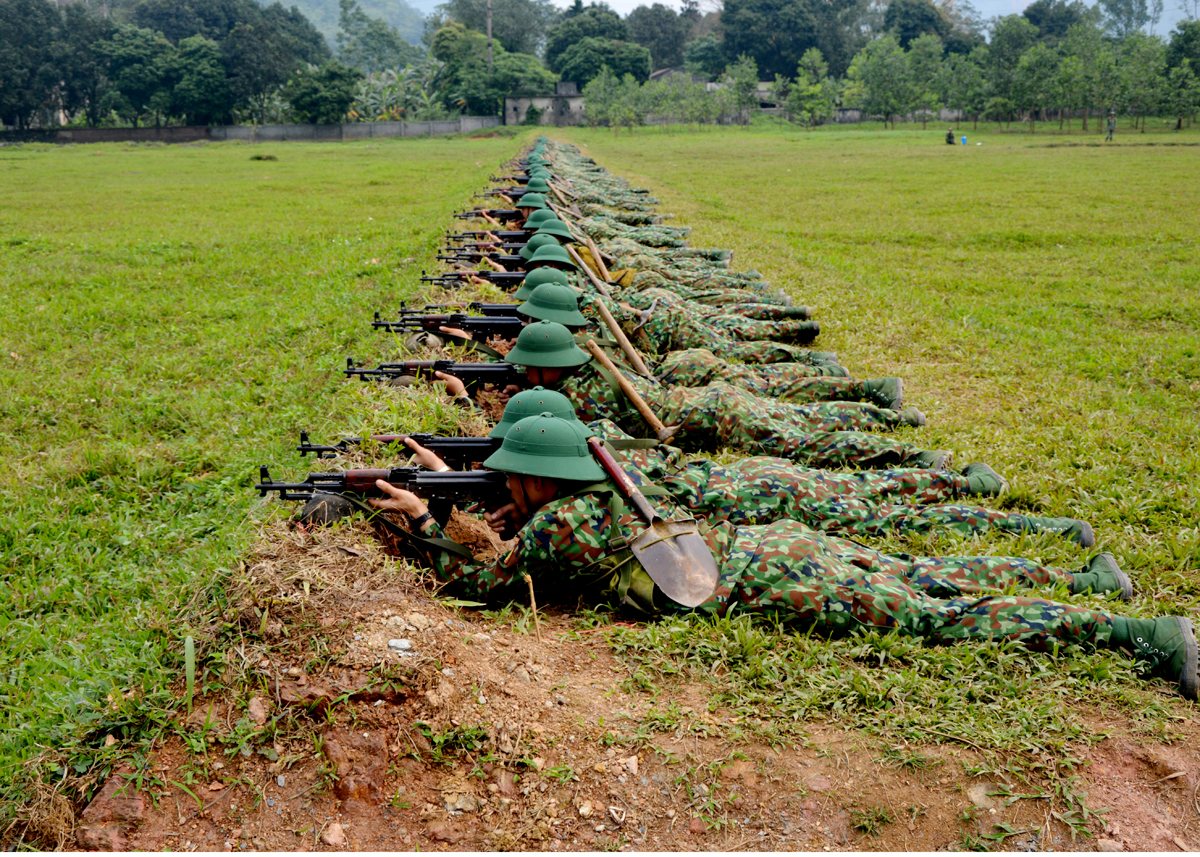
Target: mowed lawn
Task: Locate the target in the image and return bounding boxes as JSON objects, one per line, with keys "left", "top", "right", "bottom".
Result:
{"left": 2, "top": 123, "right": 1199, "bottom": 815}
{"left": 0, "top": 134, "right": 527, "bottom": 803}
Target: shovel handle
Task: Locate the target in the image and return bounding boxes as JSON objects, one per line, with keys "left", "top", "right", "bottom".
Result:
{"left": 585, "top": 340, "right": 668, "bottom": 435}
{"left": 587, "top": 437, "right": 659, "bottom": 523}
{"left": 592, "top": 296, "right": 653, "bottom": 378}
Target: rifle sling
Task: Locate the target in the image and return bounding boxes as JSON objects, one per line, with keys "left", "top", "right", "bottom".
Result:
{"left": 316, "top": 493, "right": 476, "bottom": 561}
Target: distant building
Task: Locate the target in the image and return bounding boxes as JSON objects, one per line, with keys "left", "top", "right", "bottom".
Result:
{"left": 504, "top": 82, "right": 586, "bottom": 127}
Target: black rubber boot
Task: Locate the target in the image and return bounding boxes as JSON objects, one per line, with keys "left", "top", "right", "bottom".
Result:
{"left": 298, "top": 493, "right": 358, "bottom": 527}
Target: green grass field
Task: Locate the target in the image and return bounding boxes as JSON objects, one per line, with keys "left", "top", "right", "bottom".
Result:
{"left": 2, "top": 123, "right": 1199, "bottom": 829}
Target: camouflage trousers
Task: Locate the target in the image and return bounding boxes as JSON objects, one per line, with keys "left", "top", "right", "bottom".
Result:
{"left": 658, "top": 383, "right": 929, "bottom": 469}
{"left": 631, "top": 306, "right": 820, "bottom": 358}
{"left": 623, "top": 288, "right": 804, "bottom": 322}
{"left": 689, "top": 521, "right": 1112, "bottom": 650}
{"left": 629, "top": 272, "right": 780, "bottom": 307}
{"left": 665, "top": 457, "right": 1038, "bottom": 541}
{"left": 657, "top": 349, "right": 858, "bottom": 394}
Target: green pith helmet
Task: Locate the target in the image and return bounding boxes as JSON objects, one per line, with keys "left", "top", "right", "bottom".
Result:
{"left": 527, "top": 167, "right": 552, "bottom": 180}
{"left": 524, "top": 209, "right": 557, "bottom": 228}
{"left": 526, "top": 243, "right": 578, "bottom": 270}
{"left": 533, "top": 219, "right": 574, "bottom": 241}
{"left": 523, "top": 179, "right": 551, "bottom": 194}
{"left": 517, "top": 192, "right": 547, "bottom": 210}
{"left": 505, "top": 320, "right": 589, "bottom": 368}
{"left": 484, "top": 414, "right": 603, "bottom": 481}
{"left": 513, "top": 266, "right": 570, "bottom": 300}
{"left": 519, "top": 233, "right": 560, "bottom": 261}
{"left": 519, "top": 283, "right": 587, "bottom": 327}
{"left": 489, "top": 387, "right": 578, "bottom": 438}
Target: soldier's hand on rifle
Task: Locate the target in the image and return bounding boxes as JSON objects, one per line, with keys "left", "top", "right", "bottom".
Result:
{"left": 481, "top": 212, "right": 502, "bottom": 227}
{"left": 483, "top": 257, "right": 507, "bottom": 273}
{"left": 469, "top": 275, "right": 491, "bottom": 288}
{"left": 438, "top": 325, "right": 473, "bottom": 341}
{"left": 495, "top": 384, "right": 522, "bottom": 408}
{"left": 484, "top": 502, "right": 523, "bottom": 538}
{"left": 496, "top": 193, "right": 514, "bottom": 205}
{"left": 431, "top": 370, "right": 469, "bottom": 399}
{"left": 403, "top": 437, "right": 452, "bottom": 473}
{"left": 370, "top": 481, "right": 436, "bottom": 531}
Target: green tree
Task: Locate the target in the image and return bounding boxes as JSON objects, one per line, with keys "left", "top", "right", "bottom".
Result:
{"left": 884, "top": 0, "right": 950, "bottom": 48}
{"left": 1163, "top": 58, "right": 1199, "bottom": 126}
{"left": 544, "top": 7, "right": 627, "bottom": 73}
{"left": 99, "top": 24, "right": 178, "bottom": 127}
{"left": 1012, "top": 41, "right": 1061, "bottom": 131}
{"left": 721, "top": 53, "right": 760, "bottom": 123}
{"left": 1021, "top": 0, "right": 1093, "bottom": 42}
{"left": 986, "top": 15, "right": 1039, "bottom": 102}
{"left": 1098, "top": 0, "right": 1155, "bottom": 38}
{"left": 581, "top": 63, "right": 619, "bottom": 125}
{"left": 430, "top": 22, "right": 556, "bottom": 114}
{"left": 432, "top": 0, "right": 559, "bottom": 56}
{"left": 626, "top": 4, "right": 690, "bottom": 69}
{"left": 338, "top": 0, "right": 424, "bottom": 74}
{"left": 1061, "top": 20, "right": 1114, "bottom": 130}
{"left": 0, "top": 0, "right": 60, "bottom": 129}
{"left": 53, "top": 3, "right": 114, "bottom": 127}
{"left": 284, "top": 60, "right": 363, "bottom": 122}
{"left": 720, "top": 0, "right": 869, "bottom": 78}
{"left": 683, "top": 32, "right": 725, "bottom": 78}
{"left": 1117, "top": 32, "right": 1166, "bottom": 130}
{"left": 557, "top": 37, "right": 651, "bottom": 85}
{"left": 259, "top": 3, "right": 333, "bottom": 67}
{"left": 1166, "top": 20, "right": 1200, "bottom": 70}
{"left": 907, "top": 33, "right": 944, "bottom": 127}
{"left": 940, "top": 45, "right": 988, "bottom": 127}
{"left": 170, "top": 35, "right": 231, "bottom": 124}
{"left": 845, "top": 34, "right": 913, "bottom": 127}
{"left": 786, "top": 46, "right": 837, "bottom": 125}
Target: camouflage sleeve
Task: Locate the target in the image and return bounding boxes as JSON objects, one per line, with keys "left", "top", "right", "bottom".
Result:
{"left": 420, "top": 497, "right": 617, "bottom": 600}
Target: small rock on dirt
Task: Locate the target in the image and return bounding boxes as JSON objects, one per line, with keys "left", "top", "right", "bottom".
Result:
{"left": 966, "top": 783, "right": 995, "bottom": 809}
{"left": 243, "top": 696, "right": 265, "bottom": 720}
{"left": 689, "top": 818, "right": 706, "bottom": 834}
{"left": 427, "top": 822, "right": 461, "bottom": 843}
{"left": 406, "top": 612, "right": 433, "bottom": 631}
{"left": 388, "top": 638, "right": 413, "bottom": 651}
{"left": 1095, "top": 838, "right": 1124, "bottom": 852}
{"left": 623, "top": 755, "right": 639, "bottom": 775}
{"left": 804, "top": 775, "right": 832, "bottom": 792}
{"left": 321, "top": 822, "right": 346, "bottom": 847}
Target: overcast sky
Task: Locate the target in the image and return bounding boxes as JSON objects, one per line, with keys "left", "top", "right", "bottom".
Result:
{"left": 542, "top": 0, "right": 1191, "bottom": 36}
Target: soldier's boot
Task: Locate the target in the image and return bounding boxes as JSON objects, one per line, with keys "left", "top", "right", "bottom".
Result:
{"left": 779, "top": 306, "right": 812, "bottom": 319}
{"left": 1069, "top": 552, "right": 1130, "bottom": 598}
{"left": 783, "top": 321, "right": 820, "bottom": 344}
{"left": 774, "top": 289, "right": 792, "bottom": 307}
{"left": 915, "top": 449, "right": 954, "bottom": 471}
{"left": 962, "top": 462, "right": 1009, "bottom": 496}
{"left": 1027, "top": 517, "right": 1096, "bottom": 548}
{"left": 1110, "top": 616, "right": 1199, "bottom": 699}
{"left": 863, "top": 378, "right": 904, "bottom": 410}
{"left": 900, "top": 407, "right": 926, "bottom": 427}
{"left": 807, "top": 351, "right": 839, "bottom": 365}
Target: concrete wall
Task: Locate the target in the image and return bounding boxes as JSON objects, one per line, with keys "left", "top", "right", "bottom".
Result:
{"left": 0, "top": 116, "right": 501, "bottom": 145}
{"left": 503, "top": 96, "right": 586, "bottom": 127}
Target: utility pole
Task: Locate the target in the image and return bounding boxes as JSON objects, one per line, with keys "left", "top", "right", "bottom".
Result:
{"left": 486, "top": 0, "right": 494, "bottom": 72}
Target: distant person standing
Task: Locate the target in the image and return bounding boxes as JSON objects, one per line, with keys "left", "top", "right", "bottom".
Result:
{"left": 946, "top": 129, "right": 956, "bottom": 145}
{"left": 1105, "top": 111, "right": 1117, "bottom": 142}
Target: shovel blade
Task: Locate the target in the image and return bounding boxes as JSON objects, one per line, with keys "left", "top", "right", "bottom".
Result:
{"left": 629, "top": 519, "right": 719, "bottom": 608}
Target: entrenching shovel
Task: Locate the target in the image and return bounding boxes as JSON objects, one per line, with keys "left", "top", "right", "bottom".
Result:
{"left": 585, "top": 340, "right": 681, "bottom": 443}
{"left": 586, "top": 438, "right": 718, "bottom": 608}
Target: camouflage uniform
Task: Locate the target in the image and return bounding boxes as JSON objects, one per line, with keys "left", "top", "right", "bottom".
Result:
{"left": 589, "top": 420, "right": 1035, "bottom": 540}
{"left": 578, "top": 203, "right": 662, "bottom": 226}
{"left": 626, "top": 271, "right": 781, "bottom": 307}
{"left": 420, "top": 473, "right": 1110, "bottom": 651}
{"left": 555, "top": 360, "right": 932, "bottom": 469}
{"left": 656, "top": 349, "right": 882, "bottom": 406}
{"left": 621, "top": 288, "right": 818, "bottom": 342}
{"left": 578, "top": 218, "right": 691, "bottom": 247}
{"left": 578, "top": 290, "right": 832, "bottom": 366}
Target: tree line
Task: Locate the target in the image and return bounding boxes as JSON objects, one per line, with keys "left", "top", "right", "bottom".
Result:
{"left": 2, "top": 0, "right": 1198, "bottom": 129}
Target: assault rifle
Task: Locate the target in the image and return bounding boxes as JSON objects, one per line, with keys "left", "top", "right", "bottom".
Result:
{"left": 453, "top": 208, "right": 521, "bottom": 221}
{"left": 419, "top": 269, "right": 526, "bottom": 289}
{"left": 436, "top": 252, "right": 524, "bottom": 266}
{"left": 446, "top": 230, "right": 528, "bottom": 241}
{"left": 371, "top": 310, "right": 525, "bottom": 338}
{"left": 255, "top": 464, "right": 508, "bottom": 525}
{"left": 297, "top": 429, "right": 501, "bottom": 464}
{"left": 389, "top": 300, "right": 521, "bottom": 318}
{"left": 345, "top": 357, "right": 524, "bottom": 391}
{"left": 444, "top": 241, "right": 527, "bottom": 252}
{"left": 475, "top": 187, "right": 536, "bottom": 199}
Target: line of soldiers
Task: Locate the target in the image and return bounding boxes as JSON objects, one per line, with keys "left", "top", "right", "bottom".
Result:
{"left": 285, "top": 137, "right": 1197, "bottom": 699}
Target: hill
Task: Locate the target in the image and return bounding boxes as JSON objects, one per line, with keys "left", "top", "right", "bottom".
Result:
{"left": 262, "top": 0, "right": 427, "bottom": 46}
